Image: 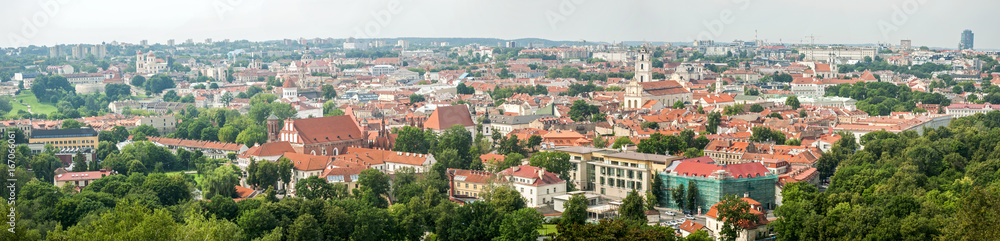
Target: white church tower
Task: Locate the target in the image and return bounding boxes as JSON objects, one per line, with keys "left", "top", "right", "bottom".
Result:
{"left": 634, "top": 47, "right": 653, "bottom": 83}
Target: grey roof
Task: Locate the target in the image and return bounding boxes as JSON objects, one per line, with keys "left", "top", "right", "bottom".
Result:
{"left": 32, "top": 128, "right": 98, "bottom": 139}
{"left": 552, "top": 146, "right": 605, "bottom": 154}
{"left": 488, "top": 114, "right": 551, "bottom": 125}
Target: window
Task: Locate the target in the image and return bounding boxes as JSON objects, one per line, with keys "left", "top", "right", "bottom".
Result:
{"left": 600, "top": 177, "right": 605, "bottom": 185}
{"left": 465, "top": 183, "right": 469, "bottom": 188}
{"left": 628, "top": 170, "right": 634, "bottom": 179}
{"left": 601, "top": 188, "right": 605, "bottom": 194}
{"left": 637, "top": 182, "right": 642, "bottom": 190}
{"left": 601, "top": 167, "right": 606, "bottom": 174}
{"left": 617, "top": 169, "right": 623, "bottom": 177}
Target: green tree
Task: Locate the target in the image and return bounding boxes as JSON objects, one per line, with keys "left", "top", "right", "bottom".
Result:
{"left": 278, "top": 157, "right": 293, "bottom": 191}
{"left": 484, "top": 185, "right": 527, "bottom": 214}
{"left": 706, "top": 112, "right": 722, "bottom": 134}
{"left": 393, "top": 126, "right": 433, "bottom": 154}
{"left": 133, "top": 124, "right": 161, "bottom": 137}
{"left": 568, "top": 100, "right": 599, "bottom": 122}
{"left": 561, "top": 193, "right": 589, "bottom": 226}
{"left": 686, "top": 180, "right": 699, "bottom": 212}
{"left": 130, "top": 75, "right": 147, "bottom": 87}
{"left": 496, "top": 208, "right": 543, "bottom": 241}
{"left": 71, "top": 151, "right": 88, "bottom": 172}
{"left": 673, "top": 100, "right": 685, "bottom": 109}
{"left": 786, "top": 96, "right": 800, "bottom": 109}
{"left": 30, "top": 153, "right": 61, "bottom": 182}
{"left": 528, "top": 151, "right": 574, "bottom": 190}
{"left": 201, "top": 165, "right": 239, "bottom": 199}
{"left": 358, "top": 168, "right": 391, "bottom": 208}
{"left": 175, "top": 211, "right": 245, "bottom": 241}
{"left": 288, "top": 213, "right": 323, "bottom": 241}
{"left": 62, "top": 119, "right": 85, "bottom": 129}
{"left": 672, "top": 183, "right": 686, "bottom": 210}
{"left": 321, "top": 84, "right": 337, "bottom": 99}
{"left": 612, "top": 136, "right": 634, "bottom": 149}
{"left": 554, "top": 219, "right": 677, "bottom": 241}
{"left": 619, "top": 190, "right": 647, "bottom": 224}
{"left": 650, "top": 173, "right": 664, "bottom": 208}
{"left": 47, "top": 202, "right": 179, "bottom": 240}
{"left": 715, "top": 195, "right": 759, "bottom": 241}
{"left": 409, "top": 94, "right": 425, "bottom": 103}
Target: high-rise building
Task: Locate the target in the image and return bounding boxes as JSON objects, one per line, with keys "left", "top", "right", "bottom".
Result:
{"left": 167, "top": 39, "right": 175, "bottom": 46}
{"left": 960, "top": 29, "right": 974, "bottom": 50}
{"left": 49, "top": 45, "right": 63, "bottom": 58}
{"left": 900, "top": 39, "right": 912, "bottom": 50}
{"left": 140, "top": 40, "right": 148, "bottom": 46}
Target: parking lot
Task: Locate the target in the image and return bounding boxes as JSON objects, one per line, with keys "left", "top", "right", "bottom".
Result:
{"left": 653, "top": 209, "right": 705, "bottom": 230}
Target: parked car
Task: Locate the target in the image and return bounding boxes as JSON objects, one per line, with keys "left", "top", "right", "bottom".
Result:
{"left": 685, "top": 214, "right": 695, "bottom": 219}
{"left": 665, "top": 211, "right": 676, "bottom": 216}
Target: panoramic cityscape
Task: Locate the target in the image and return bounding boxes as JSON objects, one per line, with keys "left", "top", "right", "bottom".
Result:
{"left": 1, "top": 1, "right": 999, "bottom": 240}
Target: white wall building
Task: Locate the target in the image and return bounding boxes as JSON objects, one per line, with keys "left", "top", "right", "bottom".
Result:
{"left": 498, "top": 165, "right": 567, "bottom": 208}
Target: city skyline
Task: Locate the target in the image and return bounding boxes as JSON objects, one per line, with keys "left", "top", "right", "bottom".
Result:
{"left": 2, "top": 0, "right": 998, "bottom": 49}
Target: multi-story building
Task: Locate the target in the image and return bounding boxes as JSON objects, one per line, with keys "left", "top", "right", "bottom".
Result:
{"left": 54, "top": 170, "right": 114, "bottom": 190}
{"left": 447, "top": 168, "right": 495, "bottom": 199}
{"left": 369, "top": 65, "right": 397, "bottom": 77}
{"left": 335, "top": 147, "right": 436, "bottom": 174}
{"left": 498, "top": 165, "right": 567, "bottom": 207}
{"left": 596, "top": 152, "right": 681, "bottom": 200}
{"left": 136, "top": 115, "right": 177, "bottom": 134}
{"left": 284, "top": 152, "right": 332, "bottom": 189}
{"left": 486, "top": 114, "right": 550, "bottom": 137}
{"left": 959, "top": 29, "right": 974, "bottom": 50}
{"left": 659, "top": 159, "right": 777, "bottom": 212}
{"left": 64, "top": 73, "right": 112, "bottom": 85}
{"left": 550, "top": 146, "right": 607, "bottom": 191}
{"left": 945, "top": 103, "right": 1000, "bottom": 118}
{"left": 799, "top": 47, "right": 876, "bottom": 61}
{"left": 30, "top": 128, "right": 99, "bottom": 150}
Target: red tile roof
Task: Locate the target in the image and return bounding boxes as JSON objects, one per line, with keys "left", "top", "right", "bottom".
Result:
{"left": 54, "top": 170, "right": 113, "bottom": 182}
{"left": 424, "top": 104, "right": 475, "bottom": 130}
{"left": 448, "top": 168, "right": 495, "bottom": 184}
{"left": 290, "top": 116, "right": 364, "bottom": 144}
{"left": 498, "top": 165, "right": 565, "bottom": 186}
{"left": 148, "top": 136, "right": 246, "bottom": 152}
{"left": 242, "top": 141, "right": 296, "bottom": 158}
{"left": 282, "top": 152, "right": 331, "bottom": 171}
{"left": 670, "top": 161, "right": 770, "bottom": 179}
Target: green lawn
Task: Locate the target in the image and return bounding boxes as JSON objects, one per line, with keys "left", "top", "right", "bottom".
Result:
{"left": 538, "top": 224, "right": 558, "bottom": 236}
{"left": 14, "top": 90, "right": 58, "bottom": 115}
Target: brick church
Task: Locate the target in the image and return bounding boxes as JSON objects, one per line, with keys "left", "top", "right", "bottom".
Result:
{"left": 266, "top": 112, "right": 394, "bottom": 156}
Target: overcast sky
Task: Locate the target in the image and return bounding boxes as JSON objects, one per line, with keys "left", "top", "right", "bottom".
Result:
{"left": 2, "top": 0, "right": 996, "bottom": 49}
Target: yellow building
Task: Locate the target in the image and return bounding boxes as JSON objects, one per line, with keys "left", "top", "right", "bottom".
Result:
{"left": 30, "top": 128, "right": 100, "bottom": 149}
{"left": 447, "top": 168, "right": 494, "bottom": 198}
